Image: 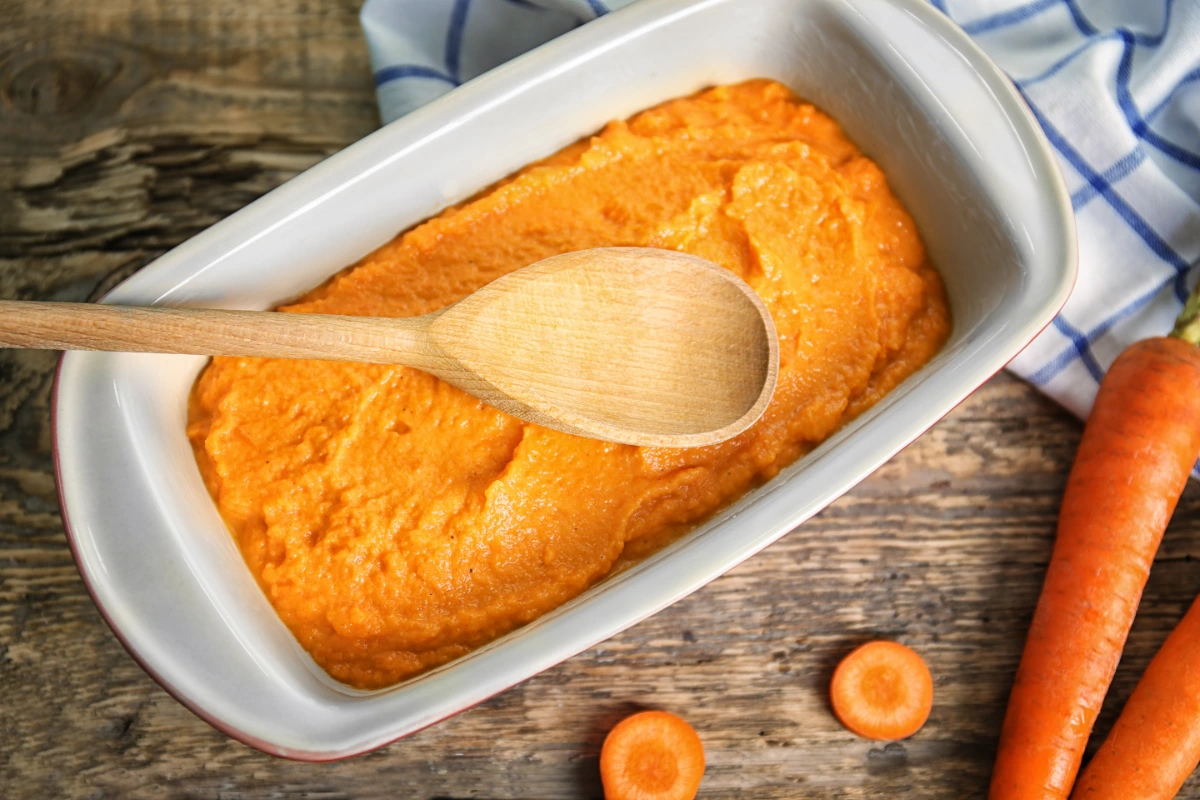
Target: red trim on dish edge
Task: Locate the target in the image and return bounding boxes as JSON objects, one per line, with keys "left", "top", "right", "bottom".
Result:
{"left": 49, "top": 354, "right": 505, "bottom": 761}
{"left": 45, "top": 0, "right": 1083, "bottom": 761}
{"left": 50, "top": 194, "right": 1079, "bottom": 759}
{"left": 50, "top": 298, "right": 1071, "bottom": 762}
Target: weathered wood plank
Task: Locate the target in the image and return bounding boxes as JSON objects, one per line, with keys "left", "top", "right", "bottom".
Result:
{"left": 5, "top": 365, "right": 1199, "bottom": 799}
{"left": 3, "top": 1, "right": 1200, "bottom": 798}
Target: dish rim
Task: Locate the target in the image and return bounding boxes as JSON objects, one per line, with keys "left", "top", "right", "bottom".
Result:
{"left": 51, "top": 0, "right": 1078, "bottom": 760}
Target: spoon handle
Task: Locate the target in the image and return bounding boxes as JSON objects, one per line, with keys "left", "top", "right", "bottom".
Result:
{"left": 0, "top": 300, "right": 443, "bottom": 367}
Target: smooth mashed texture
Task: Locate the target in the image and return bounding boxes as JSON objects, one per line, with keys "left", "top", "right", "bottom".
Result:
{"left": 188, "top": 80, "right": 950, "bottom": 689}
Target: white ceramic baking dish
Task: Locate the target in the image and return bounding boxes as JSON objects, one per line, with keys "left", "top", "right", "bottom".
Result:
{"left": 54, "top": 0, "right": 1075, "bottom": 759}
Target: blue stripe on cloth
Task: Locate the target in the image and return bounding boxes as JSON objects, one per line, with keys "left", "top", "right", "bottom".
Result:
{"left": 1021, "top": 1, "right": 1172, "bottom": 88}
{"left": 1021, "top": 35, "right": 1106, "bottom": 88}
{"left": 1070, "top": 148, "right": 1145, "bottom": 209}
{"left": 961, "top": 0, "right": 1060, "bottom": 36}
{"left": 1135, "top": 116, "right": 1200, "bottom": 171}
{"left": 1028, "top": 277, "right": 1171, "bottom": 385}
{"left": 1123, "top": 0, "right": 1173, "bottom": 46}
{"left": 927, "top": 0, "right": 947, "bottom": 12}
{"left": 1017, "top": 4, "right": 1200, "bottom": 175}
{"left": 374, "top": 64, "right": 459, "bottom": 87}
{"left": 1148, "top": 67, "right": 1200, "bottom": 121}
{"left": 1049, "top": 316, "right": 1106, "bottom": 383}
{"left": 500, "top": 0, "right": 544, "bottom": 7}
{"left": 1112, "top": 25, "right": 1200, "bottom": 172}
{"left": 584, "top": 0, "right": 608, "bottom": 16}
{"left": 1063, "top": 0, "right": 1172, "bottom": 45}
{"left": 1174, "top": 263, "right": 1192, "bottom": 305}
{"left": 445, "top": 0, "right": 472, "bottom": 81}
{"left": 1062, "top": 0, "right": 1100, "bottom": 36}
{"left": 1022, "top": 95, "right": 1194, "bottom": 301}
{"left": 959, "top": 0, "right": 1156, "bottom": 40}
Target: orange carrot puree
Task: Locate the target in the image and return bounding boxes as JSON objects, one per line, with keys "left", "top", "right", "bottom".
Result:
{"left": 188, "top": 80, "right": 950, "bottom": 689}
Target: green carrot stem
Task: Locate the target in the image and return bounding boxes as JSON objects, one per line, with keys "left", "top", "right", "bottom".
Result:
{"left": 1171, "top": 274, "right": 1200, "bottom": 347}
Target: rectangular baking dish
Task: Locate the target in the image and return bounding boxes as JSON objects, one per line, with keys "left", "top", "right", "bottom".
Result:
{"left": 53, "top": 0, "right": 1076, "bottom": 759}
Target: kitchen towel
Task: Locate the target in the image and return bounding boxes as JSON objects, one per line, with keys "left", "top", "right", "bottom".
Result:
{"left": 360, "top": 0, "right": 1200, "bottom": 426}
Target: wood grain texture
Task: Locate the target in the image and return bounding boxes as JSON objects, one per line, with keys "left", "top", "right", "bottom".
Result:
{"left": 3, "top": 1, "right": 1200, "bottom": 798}
{"left": 428, "top": 248, "right": 778, "bottom": 446}
{"left": 0, "top": 301, "right": 438, "bottom": 360}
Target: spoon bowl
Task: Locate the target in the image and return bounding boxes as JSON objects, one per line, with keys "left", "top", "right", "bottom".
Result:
{"left": 429, "top": 248, "right": 779, "bottom": 446}
{"left": 0, "top": 247, "right": 778, "bottom": 447}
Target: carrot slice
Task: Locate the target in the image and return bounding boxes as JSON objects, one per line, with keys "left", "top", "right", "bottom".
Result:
{"left": 600, "top": 710, "right": 705, "bottom": 800}
{"left": 830, "top": 640, "right": 933, "bottom": 740}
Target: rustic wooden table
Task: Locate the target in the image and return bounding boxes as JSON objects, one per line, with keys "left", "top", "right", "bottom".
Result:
{"left": 2, "top": 1, "right": 1199, "bottom": 798}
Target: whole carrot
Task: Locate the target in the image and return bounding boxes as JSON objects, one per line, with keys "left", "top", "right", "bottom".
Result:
{"left": 989, "top": 286, "right": 1200, "bottom": 800}
{"left": 1072, "top": 592, "right": 1200, "bottom": 799}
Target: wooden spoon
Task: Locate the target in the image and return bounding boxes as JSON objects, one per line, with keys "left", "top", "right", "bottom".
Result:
{"left": 0, "top": 247, "right": 778, "bottom": 447}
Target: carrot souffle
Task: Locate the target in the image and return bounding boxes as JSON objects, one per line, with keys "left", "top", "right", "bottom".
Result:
{"left": 188, "top": 80, "right": 950, "bottom": 689}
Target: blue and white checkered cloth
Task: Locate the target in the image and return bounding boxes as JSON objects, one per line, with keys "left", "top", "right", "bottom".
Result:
{"left": 361, "top": 0, "right": 1200, "bottom": 427}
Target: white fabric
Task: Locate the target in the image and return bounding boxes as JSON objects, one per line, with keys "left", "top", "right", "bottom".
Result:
{"left": 361, "top": 0, "right": 1200, "bottom": 428}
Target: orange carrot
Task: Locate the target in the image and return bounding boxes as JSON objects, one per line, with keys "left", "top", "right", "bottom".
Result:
{"left": 1072, "top": 593, "right": 1200, "bottom": 799}
{"left": 600, "top": 710, "right": 705, "bottom": 800}
{"left": 830, "top": 640, "right": 933, "bottom": 740}
{"left": 989, "top": 289, "right": 1200, "bottom": 800}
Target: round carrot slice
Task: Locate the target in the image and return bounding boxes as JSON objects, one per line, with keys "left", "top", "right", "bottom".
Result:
{"left": 600, "top": 710, "right": 705, "bottom": 800}
{"left": 830, "top": 640, "right": 933, "bottom": 741}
